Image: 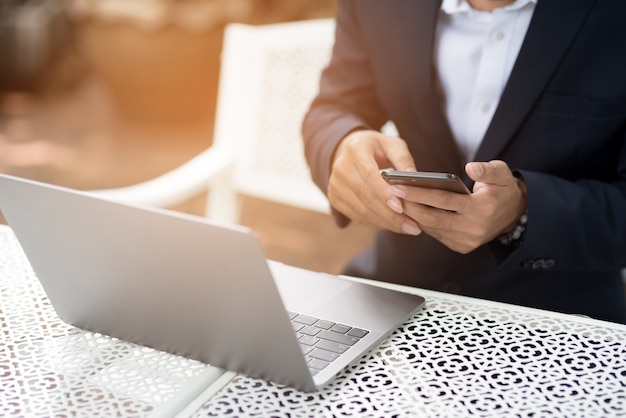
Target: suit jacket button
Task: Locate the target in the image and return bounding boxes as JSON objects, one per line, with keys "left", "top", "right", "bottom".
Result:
{"left": 543, "top": 259, "right": 555, "bottom": 269}
{"left": 532, "top": 259, "right": 545, "bottom": 269}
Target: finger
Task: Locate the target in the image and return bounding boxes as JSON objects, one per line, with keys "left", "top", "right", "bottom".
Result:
{"left": 465, "top": 160, "right": 514, "bottom": 186}
{"left": 389, "top": 185, "right": 472, "bottom": 213}
{"left": 380, "top": 136, "right": 416, "bottom": 171}
{"left": 369, "top": 176, "right": 422, "bottom": 235}
{"left": 407, "top": 204, "right": 483, "bottom": 253}
{"left": 329, "top": 157, "right": 421, "bottom": 235}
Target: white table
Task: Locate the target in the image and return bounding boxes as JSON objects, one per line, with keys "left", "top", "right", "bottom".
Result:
{"left": 0, "top": 225, "right": 225, "bottom": 417}
{"left": 1, "top": 225, "right": 625, "bottom": 417}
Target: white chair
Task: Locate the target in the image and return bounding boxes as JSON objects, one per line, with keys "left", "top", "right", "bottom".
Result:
{"left": 90, "top": 18, "right": 337, "bottom": 222}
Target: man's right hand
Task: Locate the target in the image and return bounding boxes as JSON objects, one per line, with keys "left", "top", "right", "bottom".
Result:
{"left": 328, "top": 129, "right": 422, "bottom": 235}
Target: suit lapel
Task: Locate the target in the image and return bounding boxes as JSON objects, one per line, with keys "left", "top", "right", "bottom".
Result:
{"left": 475, "top": 0, "right": 595, "bottom": 162}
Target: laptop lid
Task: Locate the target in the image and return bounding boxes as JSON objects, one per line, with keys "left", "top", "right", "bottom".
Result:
{"left": 0, "top": 174, "right": 425, "bottom": 392}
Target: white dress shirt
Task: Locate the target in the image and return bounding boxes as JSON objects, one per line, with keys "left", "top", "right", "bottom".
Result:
{"left": 435, "top": 0, "right": 537, "bottom": 162}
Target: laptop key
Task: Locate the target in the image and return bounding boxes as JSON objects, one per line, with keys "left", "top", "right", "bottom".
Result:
{"left": 298, "top": 335, "right": 320, "bottom": 346}
{"left": 317, "top": 330, "right": 359, "bottom": 346}
{"left": 294, "top": 314, "right": 317, "bottom": 325}
{"left": 316, "top": 339, "right": 349, "bottom": 354}
{"left": 314, "top": 319, "right": 335, "bottom": 330}
{"left": 309, "top": 348, "right": 340, "bottom": 362}
{"left": 308, "top": 357, "right": 330, "bottom": 370}
{"left": 300, "top": 326, "right": 321, "bottom": 336}
{"left": 330, "top": 324, "right": 352, "bottom": 334}
{"left": 347, "top": 327, "right": 369, "bottom": 338}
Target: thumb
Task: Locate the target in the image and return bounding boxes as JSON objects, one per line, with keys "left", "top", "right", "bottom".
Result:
{"left": 465, "top": 160, "right": 513, "bottom": 186}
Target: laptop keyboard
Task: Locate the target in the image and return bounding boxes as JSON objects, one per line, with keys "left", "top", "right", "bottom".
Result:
{"left": 288, "top": 311, "right": 369, "bottom": 375}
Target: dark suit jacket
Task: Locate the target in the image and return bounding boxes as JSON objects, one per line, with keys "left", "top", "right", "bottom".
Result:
{"left": 302, "top": 0, "right": 626, "bottom": 323}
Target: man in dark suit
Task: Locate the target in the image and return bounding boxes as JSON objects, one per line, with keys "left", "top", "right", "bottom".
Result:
{"left": 302, "top": 0, "right": 626, "bottom": 323}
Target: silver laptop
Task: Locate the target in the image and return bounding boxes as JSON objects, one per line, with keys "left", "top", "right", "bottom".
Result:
{"left": 0, "top": 173, "right": 424, "bottom": 392}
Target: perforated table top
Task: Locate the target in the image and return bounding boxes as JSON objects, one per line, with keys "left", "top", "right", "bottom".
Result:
{"left": 0, "top": 225, "right": 215, "bottom": 417}
{"left": 190, "top": 282, "right": 626, "bottom": 417}
{"left": 2, "top": 225, "right": 625, "bottom": 418}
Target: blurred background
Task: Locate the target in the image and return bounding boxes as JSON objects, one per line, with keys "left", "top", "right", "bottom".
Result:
{"left": 0, "top": 0, "right": 375, "bottom": 274}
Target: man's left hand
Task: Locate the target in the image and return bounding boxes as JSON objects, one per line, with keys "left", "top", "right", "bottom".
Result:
{"left": 388, "top": 160, "right": 527, "bottom": 253}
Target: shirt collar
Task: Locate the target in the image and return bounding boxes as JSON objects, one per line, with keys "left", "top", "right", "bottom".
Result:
{"left": 441, "top": 0, "right": 537, "bottom": 15}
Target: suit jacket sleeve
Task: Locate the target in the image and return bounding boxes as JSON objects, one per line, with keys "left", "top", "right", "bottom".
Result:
{"left": 301, "top": 0, "right": 388, "bottom": 227}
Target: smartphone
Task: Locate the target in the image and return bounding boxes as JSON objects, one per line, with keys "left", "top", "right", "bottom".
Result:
{"left": 380, "top": 168, "right": 471, "bottom": 194}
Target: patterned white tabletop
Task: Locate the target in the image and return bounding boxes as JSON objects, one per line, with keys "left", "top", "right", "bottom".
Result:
{"left": 189, "top": 282, "right": 626, "bottom": 417}
{"left": 0, "top": 225, "right": 219, "bottom": 418}
{"left": 2, "top": 224, "right": 625, "bottom": 418}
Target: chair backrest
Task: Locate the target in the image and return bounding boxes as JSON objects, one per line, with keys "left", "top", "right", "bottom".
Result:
{"left": 205, "top": 19, "right": 336, "bottom": 223}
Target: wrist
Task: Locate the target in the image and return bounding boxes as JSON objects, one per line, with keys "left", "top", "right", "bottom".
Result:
{"left": 331, "top": 128, "right": 367, "bottom": 166}
{"left": 498, "top": 209, "right": 528, "bottom": 246}
{"left": 498, "top": 177, "right": 528, "bottom": 246}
